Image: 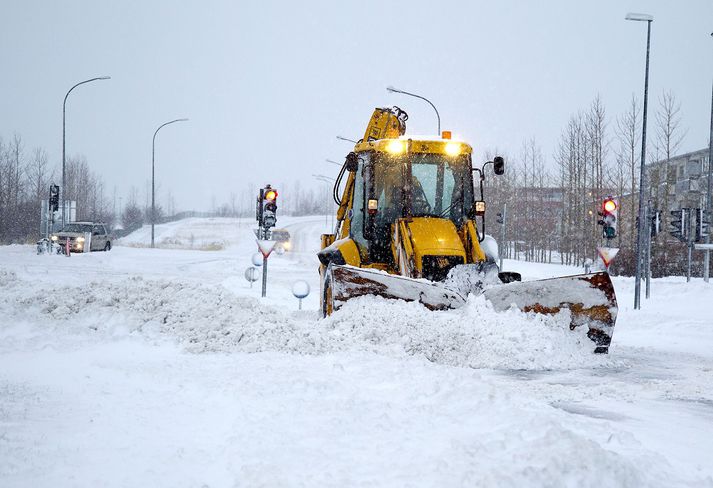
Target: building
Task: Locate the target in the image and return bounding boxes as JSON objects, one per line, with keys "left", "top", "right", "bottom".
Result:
{"left": 644, "top": 147, "right": 712, "bottom": 276}
{"left": 646, "top": 147, "right": 711, "bottom": 214}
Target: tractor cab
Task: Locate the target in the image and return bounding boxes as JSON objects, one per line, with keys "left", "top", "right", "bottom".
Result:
{"left": 349, "top": 137, "right": 476, "bottom": 269}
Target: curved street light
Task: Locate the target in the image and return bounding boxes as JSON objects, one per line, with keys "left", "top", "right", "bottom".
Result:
{"left": 336, "top": 135, "right": 357, "bottom": 144}
{"left": 152, "top": 118, "right": 188, "bottom": 248}
{"left": 625, "top": 12, "right": 653, "bottom": 309}
{"left": 313, "top": 174, "right": 335, "bottom": 228}
{"left": 62, "top": 76, "right": 111, "bottom": 227}
{"left": 312, "top": 173, "right": 336, "bottom": 183}
{"left": 386, "top": 85, "right": 440, "bottom": 135}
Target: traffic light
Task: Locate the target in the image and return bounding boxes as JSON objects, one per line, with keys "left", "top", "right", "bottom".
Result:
{"left": 650, "top": 210, "right": 661, "bottom": 238}
{"left": 695, "top": 208, "right": 709, "bottom": 242}
{"left": 49, "top": 184, "right": 60, "bottom": 212}
{"left": 669, "top": 208, "right": 690, "bottom": 243}
{"left": 261, "top": 185, "right": 278, "bottom": 229}
{"left": 597, "top": 197, "right": 618, "bottom": 239}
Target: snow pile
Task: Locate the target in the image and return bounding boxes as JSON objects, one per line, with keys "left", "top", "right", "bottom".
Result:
{"left": 117, "top": 217, "right": 244, "bottom": 250}
{"left": 441, "top": 419, "right": 678, "bottom": 488}
{"left": 2, "top": 272, "right": 619, "bottom": 370}
{"left": 325, "top": 295, "right": 620, "bottom": 370}
{"left": 3, "top": 273, "right": 295, "bottom": 352}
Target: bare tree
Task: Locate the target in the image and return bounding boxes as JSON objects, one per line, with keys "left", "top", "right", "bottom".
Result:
{"left": 483, "top": 148, "right": 514, "bottom": 259}
{"left": 0, "top": 131, "right": 113, "bottom": 242}
{"left": 122, "top": 185, "right": 144, "bottom": 231}
{"left": 555, "top": 112, "right": 590, "bottom": 265}
{"left": 229, "top": 192, "right": 237, "bottom": 217}
{"left": 615, "top": 95, "right": 641, "bottom": 252}
{"left": 655, "top": 91, "right": 686, "bottom": 165}
{"left": 166, "top": 190, "right": 176, "bottom": 218}
{"left": 652, "top": 91, "right": 686, "bottom": 265}
{"left": 26, "top": 147, "right": 51, "bottom": 203}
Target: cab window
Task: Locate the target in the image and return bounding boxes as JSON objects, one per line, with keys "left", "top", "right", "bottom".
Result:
{"left": 410, "top": 153, "right": 470, "bottom": 225}
{"left": 349, "top": 152, "right": 369, "bottom": 260}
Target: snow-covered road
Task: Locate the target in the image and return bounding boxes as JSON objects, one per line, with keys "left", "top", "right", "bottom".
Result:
{"left": 1, "top": 217, "right": 711, "bottom": 487}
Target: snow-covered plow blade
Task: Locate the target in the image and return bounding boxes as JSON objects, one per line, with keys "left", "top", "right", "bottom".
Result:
{"left": 328, "top": 265, "right": 467, "bottom": 311}
{"left": 482, "top": 272, "right": 617, "bottom": 353}
{"left": 326, "top": 265, "right": 617, "bottom": 353}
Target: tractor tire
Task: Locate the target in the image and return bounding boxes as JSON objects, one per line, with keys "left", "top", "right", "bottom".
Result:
{"left": 321, "top": 269, "right": 334, "bottom": 318}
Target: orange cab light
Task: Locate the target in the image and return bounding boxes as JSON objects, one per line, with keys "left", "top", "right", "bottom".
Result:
{"left": 441, "top": 131, "right": 452, "bottom": 140}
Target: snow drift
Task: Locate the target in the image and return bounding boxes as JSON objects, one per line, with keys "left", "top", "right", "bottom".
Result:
{"left": 1, "top": 270, "right": 620, "bottom": 370}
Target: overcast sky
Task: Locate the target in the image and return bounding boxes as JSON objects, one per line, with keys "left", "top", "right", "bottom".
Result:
{"left": 2, "top": 0, "right": 712, "bottom": 211}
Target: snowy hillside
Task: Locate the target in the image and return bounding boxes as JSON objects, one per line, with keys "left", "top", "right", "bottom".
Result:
{"left": 118, "top": 217, "right": 246, "bottom": 249}
{"left": 1, "top": 217, "right": 712, "bottom": 487}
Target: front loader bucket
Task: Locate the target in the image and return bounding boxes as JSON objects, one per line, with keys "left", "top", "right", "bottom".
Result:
{"left": 482, "top": 272, "right": 618, "bottom": 353}
{"left": 326, "top": 265, "right": 617, "bottom": 353}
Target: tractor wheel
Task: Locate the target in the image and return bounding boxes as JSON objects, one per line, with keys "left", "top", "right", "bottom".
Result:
{"left": 321, "top": 269, "right": 334, "bottom": 318}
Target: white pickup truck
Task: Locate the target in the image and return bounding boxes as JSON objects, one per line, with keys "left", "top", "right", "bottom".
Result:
{"left": 51, "top": 222, "right": 112, "bottom": 253}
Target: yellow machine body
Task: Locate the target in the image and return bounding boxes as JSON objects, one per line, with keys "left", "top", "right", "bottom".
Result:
{"left": 317, "top": 107, "right": 618, "bottom": 353}
{"left": 318, "top": 108, "right": 486, "bottom": 282}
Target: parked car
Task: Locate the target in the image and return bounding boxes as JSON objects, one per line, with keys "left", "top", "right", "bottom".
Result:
{"left": 271, "top": 228, "right": 291, "bottom": 252}
{"left": 51, "top": 222, "right": 112, "bottom": 253}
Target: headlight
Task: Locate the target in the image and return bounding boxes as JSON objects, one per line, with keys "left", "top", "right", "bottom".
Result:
{"left": 385, "top": 139, "right": 406, "bottom": 154}
{"left": 77, "top": 237, "right": 85, "bottom": 242}
{"left": 445, "top": 142, "right": 461, "bottom": 156}
{"left": 51, "top": 235, "right": 58, "bottom": 241}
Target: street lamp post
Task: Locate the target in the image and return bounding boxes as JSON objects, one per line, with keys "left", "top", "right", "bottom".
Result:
{"left": 313, "top": 174, "right": 336, "bottom": 183}
{"left": 61, "top": 76, "right": 111, "bottom": 228}
{"left": 336, "top": 135, "right": 357, "bottom": 144}
{"left": 704, "top": 32, "right": 713, "bottom": 283}
{"left": 151, "top": 118, "right": 188, "bottom": 248}
{"left": 386, "top": 85, "right": 440, "bottom": 135}
{"left": 626, "top": 12, "right": 653, "bottom": 309}
{"left": 313, "top": 174, "right": 336, "bottom": 230}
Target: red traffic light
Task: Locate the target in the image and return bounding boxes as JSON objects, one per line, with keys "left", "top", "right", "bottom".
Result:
{"left": 265, "top": 189, "right": 278, "bottom": 201}
{"left": 602, "top": 199, "right": 617, "bottom": 213}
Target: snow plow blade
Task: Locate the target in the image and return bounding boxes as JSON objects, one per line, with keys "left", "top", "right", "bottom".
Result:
{"left": 328, "top": 265, "right": 466, "bottom": 311}
{"left": 482, "top": 272, "right": 617, "bottom": 353}
{"left": 327, "top": 265, "right": 617, "bottom": 353}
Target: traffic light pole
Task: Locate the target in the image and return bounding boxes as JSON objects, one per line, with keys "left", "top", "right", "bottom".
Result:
{"left": 255, "top": 185, "right": 278, "bottom": 298}
{"left": 645, "top": 201, "right": 651, "bottom": 298}
{"left": 499, "top": 204, "right": 507, "bottom": 271}
{"left": 705, "top": 33, "right": 713, "bottom": 283}
{"left": 262, "top": 255, "right": 268, "bottom": 297}
{"left": 687, "top": 223, "right": 694, "bottom": 283}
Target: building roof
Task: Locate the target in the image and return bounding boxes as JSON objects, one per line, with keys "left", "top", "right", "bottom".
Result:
{"left": 648, "top": 147, "right": 709, "bottom": 167}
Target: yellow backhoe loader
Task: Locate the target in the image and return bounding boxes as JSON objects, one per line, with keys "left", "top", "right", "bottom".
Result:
{"left": 318, "top": 107, "right": 617, "bottom": 353}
